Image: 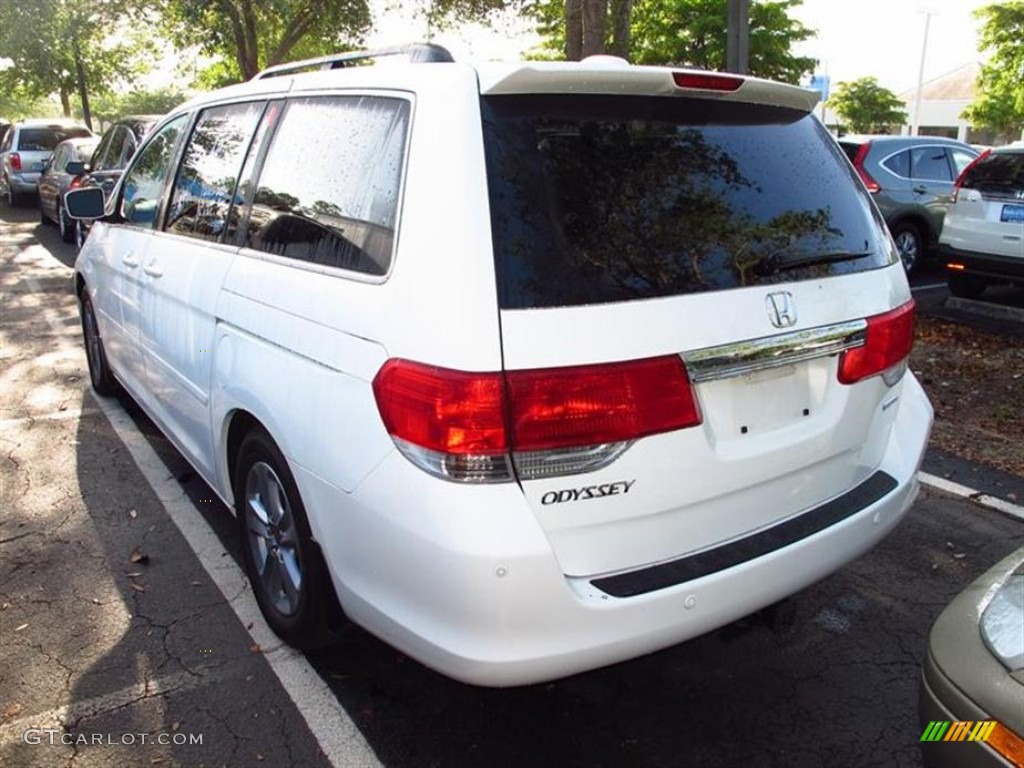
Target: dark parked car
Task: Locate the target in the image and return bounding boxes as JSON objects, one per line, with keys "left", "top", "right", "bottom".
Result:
{"left": 67, "top": 115, "right": 159, "bottom": 248}
{"left": 37, "top": 136, "right": 100, "bottom": 241}
{"left": 838, "top": 135, "right": 979, "bottom": 273}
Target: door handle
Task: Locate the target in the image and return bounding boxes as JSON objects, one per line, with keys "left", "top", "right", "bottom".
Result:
{"left": 122, "top": 253, "right": 139, "bottom": 268}
{"left": 143, "top": 263, "right": 163, "bottom": 278}
{"left": 912, "top": 185, "right": 928, "bottom": 194}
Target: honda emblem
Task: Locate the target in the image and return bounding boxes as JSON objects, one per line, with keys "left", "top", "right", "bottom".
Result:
{"left": 766, "top": 291, "right": 797, "bottom": 329}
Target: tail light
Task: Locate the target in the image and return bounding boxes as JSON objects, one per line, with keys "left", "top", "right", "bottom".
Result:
{"left": 10, "top": 153, "right": 21, "bottom": 171}
{"left": 951, "top": 148, "right": 989, "bottom": 203}
{"left": 69, "top": 177, "right": 82, "bottom": 189}
{"left": 851, "top": 144, "right": 880, "bottom": 193}
{"left": 838, "top": 300, "right": 915, "bottom": 386}
{"left": 373, "top": 356, "right": 701, "bottom": 483}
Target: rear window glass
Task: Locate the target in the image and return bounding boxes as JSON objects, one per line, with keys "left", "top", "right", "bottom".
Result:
{"left": 483, "top": 96, "right": 893, "bottom": 309}
{"left": 961, "top": 152, "right": 1024, "bottom": 198}
{"left": 18, "top": 128, "right": 91, "bottom": 152}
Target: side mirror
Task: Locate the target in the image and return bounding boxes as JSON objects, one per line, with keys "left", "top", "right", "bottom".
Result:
{"left": 66, "top": 160, "right": 88, "bottom": 175}
{"left": 65, "top": 187, "right": 106, "bottom": 219}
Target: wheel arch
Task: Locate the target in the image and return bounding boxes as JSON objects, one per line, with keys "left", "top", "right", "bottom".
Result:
{"left": 888, "top": 213, "right": 932, "bottom": 244}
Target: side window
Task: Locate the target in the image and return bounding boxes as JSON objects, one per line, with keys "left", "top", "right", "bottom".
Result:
{"left": 120, "top": 116, "right": 188, "bottom": 229}
{"left": 118, "top": 132, "right": 139, "bottom": 168}
{"left": 165, "top": 101, "right": 264, "bottom": 242}
{"left": 949, "top": 149, "right": 976, "bottom": 177}
{"left": 243, "top": 95, "right": 410, "bottom": 276}
{"left": 53, "top": 146, "right": 69, "bottom": 171}
{"left": 90, "top": 131, "right": 114, "bottom": 170}
{"left": 881, "top": 150, "right": 910, "bottom": 178}
{"left": 910, "top": 147, "right": 953, "bottom": 181}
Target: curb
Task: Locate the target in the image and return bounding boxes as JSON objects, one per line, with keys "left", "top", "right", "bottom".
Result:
{"left": 945, "top": 296, "right": 1024, "bottom": 324}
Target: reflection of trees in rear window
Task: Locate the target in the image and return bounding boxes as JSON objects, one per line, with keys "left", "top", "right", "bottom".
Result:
{"left": 242, "top": 96, "right": 409, "bottom": 276}
{"left": 484, "top": 96, "right": 891, "bottom": 309}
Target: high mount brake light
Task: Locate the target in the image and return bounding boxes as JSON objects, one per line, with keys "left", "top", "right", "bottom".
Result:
{"left": 851, "top": 143, "right": 880, "bottom": 194}
{"left": 951, "top": 149, "right": 990, "bottom": 203}
{"left": 838, "top": 301, "right": 915, "bottom": 385}
{"left": 373, "top": 356, "right": 702, "bottom": 482}
{"left": 672, "top": 73, "right": 744, "bottom": 92}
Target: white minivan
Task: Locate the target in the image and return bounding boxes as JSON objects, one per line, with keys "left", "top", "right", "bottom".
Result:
{"left": 69, "top": 44, "right": 933, "bottom": 686}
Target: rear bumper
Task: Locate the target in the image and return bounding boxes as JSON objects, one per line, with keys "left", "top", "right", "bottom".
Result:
{"left": 8, "top": 172, "right": 41, "bottom": 193}
{"left": 304, "top": 375, "right": 932, "bottom": 687}
{"left": 938, "top": 244, "right": 1024, "bottom": 283}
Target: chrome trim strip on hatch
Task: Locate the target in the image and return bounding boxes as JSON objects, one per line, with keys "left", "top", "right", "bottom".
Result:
{"left": 683, "top": 319, "right": 867, "bottom": 384}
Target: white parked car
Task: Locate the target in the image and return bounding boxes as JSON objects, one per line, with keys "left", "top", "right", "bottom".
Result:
{"left": 68, "top": 44, "right": 933, "bottom": 686}
{"left": 941, "top": 144, "right": 1024, "bottom": 298}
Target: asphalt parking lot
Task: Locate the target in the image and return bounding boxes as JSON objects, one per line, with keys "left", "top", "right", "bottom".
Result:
{"left": 2, "top": 204, "right": 1023, "bottom": 768}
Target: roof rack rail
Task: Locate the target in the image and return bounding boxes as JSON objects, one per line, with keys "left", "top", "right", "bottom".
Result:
{"left": 252, "top": 43, "right": 455, "bottom": 80}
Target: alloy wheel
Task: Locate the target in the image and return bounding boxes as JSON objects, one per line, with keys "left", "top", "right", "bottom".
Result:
{"left": 244, "top": 461, "right": 304, "bottom": 617}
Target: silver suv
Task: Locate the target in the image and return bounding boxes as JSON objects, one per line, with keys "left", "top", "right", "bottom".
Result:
{"left": 838, "top": 135, "right": 979, "bottom": 273}
{"left": 0, "top": 119, "right": 93, "bottom": 206}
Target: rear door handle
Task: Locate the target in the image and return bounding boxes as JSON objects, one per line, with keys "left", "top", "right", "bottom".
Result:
{"left": 912, "top": 185, "right": 928, "bottom": 194}
{"left": 143, "top": 263, "right": 163, "bottom": 278}
{"left": 122, "top": 253, "right": 139, "bottom": 268}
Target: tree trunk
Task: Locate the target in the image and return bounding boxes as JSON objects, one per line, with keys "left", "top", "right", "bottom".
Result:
{"left": 59, "top": 88, "right": 72, "bottom": 118}
{"left": 565, "top": 0, "right": 583, "bottom": 61}
{"left": 609, "top": 0, "right": 633, "bottom": 59}
{"left": 582, "top": 0, "right": 608, "bottom": 57}
{"left": 70, "top": 28, "right": 92, "bottom": 130}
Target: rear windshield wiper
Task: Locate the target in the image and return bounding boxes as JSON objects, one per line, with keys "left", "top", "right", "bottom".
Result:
{"left": 756, "top": 250, "right": 873, "bottom": 276}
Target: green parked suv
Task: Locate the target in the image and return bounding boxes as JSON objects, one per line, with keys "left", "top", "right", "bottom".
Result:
{"left": 839, "top": 135, "right": 979, "bottom": 273}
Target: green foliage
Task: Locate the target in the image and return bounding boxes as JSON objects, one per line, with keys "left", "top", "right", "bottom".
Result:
{"left": 0, "top": 0, "right": 153, "bottom": 121}
{"left": 962, "top": 2, "right": 1024, "bottom": 139}
{"left": 529, "top": 0, "right": 816, "bottom": 83}
{"left": 827, "top": 77, "right": 908, "bottom": 134}
{"left": 631, "top": 0, "right": 816, "bottom": 82}
{"left": 91, "top": 87, "right": 188, "bottom": 124}
{"left": 158, "top": 0, "right": 373, "bottom": 82}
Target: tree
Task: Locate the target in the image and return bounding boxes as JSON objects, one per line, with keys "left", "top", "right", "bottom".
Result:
{"left": 532, "top": 0, "right": 816, "bottom": 81}
{"left": 0, "top": 0, "right": 153, "bottom": 128}
{"left": 157, "top": 0, "right": 373, "bottom": 83}
{"left": 828, "top": 77, "right": 908, "bottom": 134}
{"left": 630, "top": 0, "right": 815, "bottom": 82}
{"left": 963, "top": 2, "right": 1024, "bottom": 140}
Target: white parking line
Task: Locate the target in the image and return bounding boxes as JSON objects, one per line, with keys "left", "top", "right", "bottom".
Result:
{"left": 94, "top": 394, "right": 382, "bottom": 768}
{"left": 910, "top": 282, "right": 946, "bottom": 292}
{"left": 917, "top": 471, "right": 1024, "bottom": 522}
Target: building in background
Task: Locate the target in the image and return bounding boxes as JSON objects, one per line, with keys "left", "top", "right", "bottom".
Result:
{"left": 899, "top": 62, "right": 998, "bottom": 145}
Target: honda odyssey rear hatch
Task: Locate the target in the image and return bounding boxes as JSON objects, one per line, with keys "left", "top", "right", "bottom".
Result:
{"left": 478, "top": 64, "right": 915, "bottom": 581}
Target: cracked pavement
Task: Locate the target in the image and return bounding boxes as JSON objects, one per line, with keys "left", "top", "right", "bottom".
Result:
{"left": 1, "top": 209, "right": 332, "bottom": 767}
{"left": 2, "top": 204, "right": 1024, "bottom": 768}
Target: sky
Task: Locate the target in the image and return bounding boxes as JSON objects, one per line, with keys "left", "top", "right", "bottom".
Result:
{"left": 369, "top": 0, "right": 994, "bottom": 94}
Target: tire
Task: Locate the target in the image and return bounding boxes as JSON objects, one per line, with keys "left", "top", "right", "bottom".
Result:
{"left": 947, "top": 273, "right": 987, "bottom": 300}
{"left": 58, "top": 203, "right": 75, "bottom": 243}
{"left": 235, "top": 429, "right": 341, "bottom": 650}
{"left": 74, "top": 220, "right": 87, "bottom": 251}
{"left": 890, "top": 221, "right": 923, "bottom": 274}
{"left": 79, "top": 292, "right": 118, "bottom": 395}
{"left": 40, "top": 202, "right": 50, "bottom": 224}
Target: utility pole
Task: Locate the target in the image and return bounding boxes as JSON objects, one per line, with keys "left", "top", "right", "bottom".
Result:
{"left": 726, "top": 0, "right": 749, "bottom": 74}
{"left": 910, "top": 10, "right": 933, "bottom": 136}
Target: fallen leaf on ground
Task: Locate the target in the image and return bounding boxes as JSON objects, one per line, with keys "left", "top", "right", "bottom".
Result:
{"left": 129, "top": 546, "right": 149, "bottom": 564}
{"left": 130, "top": 583, "right": 146, "bottom": 592}
{"left": 249, "top": 644, "right": 262, "bottom": 654}
{"left": 3, "top": 702, "right": 22, "bottom": 719}
{"left": 14, "top": 623, "right": 28, "bottom": 631}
